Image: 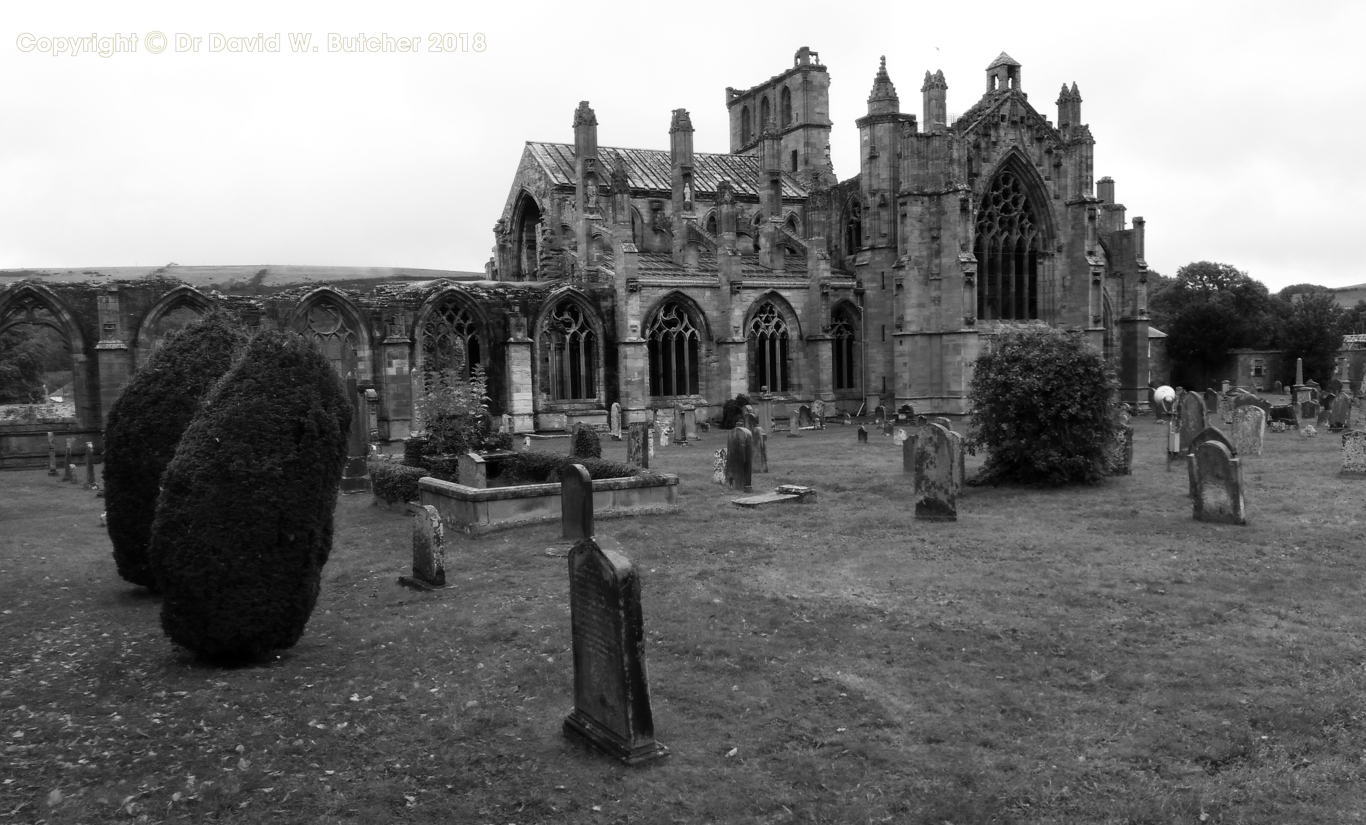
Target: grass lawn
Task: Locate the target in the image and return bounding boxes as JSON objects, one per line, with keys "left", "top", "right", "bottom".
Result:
{"left": 3, "top": 413, "right": 1366, "bottom": 823}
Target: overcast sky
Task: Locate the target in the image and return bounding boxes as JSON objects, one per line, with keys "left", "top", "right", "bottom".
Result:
{"left": 3, "top": 0, "right": 1361, "bottom": 292}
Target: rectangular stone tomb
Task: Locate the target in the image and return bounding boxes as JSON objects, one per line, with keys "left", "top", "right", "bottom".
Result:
{"left": 732, "top": 485, "right": 818, "bottom": 508}
{"left": 419, "top": 473, "right": 679, "bottom": 535}
{"left": 563, "top": 535, "right": 668, "bottom": 765}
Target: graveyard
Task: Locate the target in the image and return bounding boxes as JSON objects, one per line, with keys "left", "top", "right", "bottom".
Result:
{"left": 4, "top": 414, "right": 1366, "bottom": 823}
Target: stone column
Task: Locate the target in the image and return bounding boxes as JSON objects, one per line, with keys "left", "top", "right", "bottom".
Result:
{"left": 505, "top": 311, "right": 535, "bottom": 432}
{"left": 94, "top": 285, "right": 132, "bottom": 427}
{"left": 380, "top": 313, "right": 414, "bottom": 441}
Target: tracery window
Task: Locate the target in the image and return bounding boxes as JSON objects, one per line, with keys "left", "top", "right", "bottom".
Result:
{"left": 748, "top": 301, "right": 790, "bottom": 393}
{"left": 303, "top": 302, "right": 359, "bottom": 381}
{"left": 831, "top": 306, "right": 857, "bottom": 391}
{"left": 541, "top": 299, "right": 597, "bottom": 401}
{"left": 421, "top": 298, "right": 481, "bottom": 385}
{"left": 646, "top": 300, "right": 701, "bottom": 397}
{"left": 975, "top": 170, "right": 1041, "bottom": 320}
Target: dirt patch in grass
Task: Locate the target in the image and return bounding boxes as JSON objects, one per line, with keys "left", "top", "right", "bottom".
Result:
{"left": 3, "top": 417, "right": 1366, "bottom": 823}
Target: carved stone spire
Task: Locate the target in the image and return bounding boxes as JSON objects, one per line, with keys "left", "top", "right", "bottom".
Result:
{"left": 867, "top": 55, "right": 899, "bottom": 115}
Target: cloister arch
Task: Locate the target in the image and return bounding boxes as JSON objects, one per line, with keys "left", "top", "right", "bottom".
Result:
{"left": 642, "top": 291, "right": 711, "bottom": 399}
{"left": 288, "top": 287, "right": 374, "bottom": 384}
{"left": 0, "top": 283, "right": 91, "bottom": 425}
{"left": 534, "top": 287, "right": 605, "bottom": 406}
{"left": 133, "top": 285, "right": 217, "bottom": 367}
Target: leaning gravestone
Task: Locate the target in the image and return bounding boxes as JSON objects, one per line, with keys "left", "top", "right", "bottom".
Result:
{"left": 911, "top": 423, "right": 959, "bottom": 522}
{"left": 1192, "top": 441, "right": 1246, "bottom": 525}
{"left": 458, "top": 452, "right": 488, "bottom": 488}
{"left": 561, "top": 463, "right": 594, "bottom": 541}
{"left": 726, "top": 427, "right": 753, "bottom": 492}
{"left": 1231, "top": 406, "right": 1266, "bottom": 457}
{"left": 1330, "top": 393, "right": 1352, "bottom": 431}
{"left": 1191, "top": 425, "right": 1237, "bottom": 458}
{"left": 1342, "top": 431, "right": 1366, "bottom": 476}
{"left": 610, "top": 403, "right": 622, "bottom": 440}
{"left": 857, "top": 425, "right": 868, "bottom": 444}
{"left": 1177, "top": 392, "right": 1207, "bottom": 454}
{"left": 750, "top": 426, "right": 768, "bottom": 474}
{"left": 563, "top": 535, "right": 668, "bottom": 765}
{"left": 399, "top": 505, "right": 446, "bottom": 590}
{"left": 626, "top": 422, "right": 649, "bottom": 469}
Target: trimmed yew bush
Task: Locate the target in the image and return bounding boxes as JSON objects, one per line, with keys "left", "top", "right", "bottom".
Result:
{"left": 103, "top": 313, "right": 247, "bottom": 589}
{"left": 571, "top": 425, "right": 602, "bottom": 458}
{"left": 965, "top": 328, "right": 1119, "bottom": 486}
{"left": 149, "top": 330, "right": 351, "bottom": 660}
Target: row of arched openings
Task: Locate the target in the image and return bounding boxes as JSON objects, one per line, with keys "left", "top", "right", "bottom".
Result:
{"left": 739, "top": 86, "right": 794, "bottom": 145}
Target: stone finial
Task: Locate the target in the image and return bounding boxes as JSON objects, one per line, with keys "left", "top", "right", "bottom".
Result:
{"left": 1057, "top": 83, "right": 1074, "bottom": 104}
{"left": 867, "top": 55, "right": 899, "bottom": 111}
{"left": 572, "top": 100, "right": 597, "bottom": 128}
{"left": 610, "top": 153, "right": 630, "bottom": 194}
{"left": 1071, "top": 81, "right": 1081, "bottom": 102}
{"left": 669, "top": 108, "right": 693, "bottom": 133}
{"left": 920, "top": 69, "right": 948, "bottom": 93}
{"left": 715, "top": 178, "right": 735, "bottom": 205}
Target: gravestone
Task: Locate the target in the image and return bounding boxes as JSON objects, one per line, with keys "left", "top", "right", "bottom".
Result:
{"left": 726, "top": 428, "right": 753, "bottom": 492}
{"left": 1191, "top": 425, "right": 1236, "bottom": 458}
{"left": 62, "top": 438, "right": 73, "bottom": 483}
{"left": 883, "top": 419, "right": 895, "bottom": 436}
{"left": 874, "top": 405, "right": 886, "bottom": 423}
{"left": 1341, "top": 431, "right": 1366, "bottom": 476}
{"left": 1192, "top": 440, "right": 1246, "bottom": 525}
{"left": 1234, "top": 394, "right": 1271, "bottom": 414}
{"left": 561, "top": 463, "right": 594, "bottom": 541}
{"left": 501, "top": 413, "right": 514, "bottom": 434}
{"left": 610, "top": 403, "right": 622, "bottom": 440}
{"left": 563, "top": 535, "right": 668, "bottom": 765}
{"left": 1218, "top": 394, "right": 1235, "bottom": 425}
{"left": 898, "top": 404, "right": 914, "bottom": 420}
{"left": 842, "top": 413, "right": 851, "bottom": 426}
{"left": 931, "top": 416, "right": 953, "bottom": 431}
{"left": 857, "top": 425, "right": 868, "bottom": 444}
{"left": 1330, "top": 393, "right": 1352, "bottom": 431}
{"left": 1301, "top": 400, "right": 1319, "bottom": 421}
{"left": 756, "top": 399, "right": 774, "bottom": 433}
{"left": 1177, "top": 392, "right": 1207, "bottom": 453}
{"left": 399, "top": 505, "right": 446, "bottom": 590}
{"left": 1317, "top": 404, "right": 1332, "bottom": 428}
{"left": 1269, "top": 404, "right": 1298, "bottom": 425}
{"left": 911, "top": 423, "right": 959, "bottom": 522}
{"left": 46, "top": 432, "right": 56, "bottom": 476}
{"left": 658, "top": 424, "right": 669, "bottom": 448}
{"left": 569, "top": 423, "right": 585, "bottom": 456}
{"left": 711, "top": 449, "right": 727, "bottom": 485}
{"left": 810, "top": 399, "right": 825, "bottom": 428}
{"left": 750, "top": 426, "right": 768, "bottom": 473}
{"left": 743, "top": 411, "right": 759, "bottom": 433}
{"left": 85, "top": 442, "right": 97, "bottom": 490}
{"left": 626, "top": 423, "right": 649, "bottom": 469}
{"left": 458, "top": 452, "right": 487, "bottom": 488}
{"left": 673, "top": 404, "right": 696, "bottom": 445}
{"left": 797, "top": 405, "right": 814, "bottom": 429}
{"left": 648, "top": 426, "right": 655, "bottom": 460}
{"left": 1113, "top": 425, "right": 1134, "bottom": 475}
{"left": 1274, "top": 380, "right": 1283, "bottom": 394}
{"left": 1204, "top": 389, "right": 1220, "bottom": 415}
{"left": 1231, "top": 406, "right": 1266, "bottom": 457}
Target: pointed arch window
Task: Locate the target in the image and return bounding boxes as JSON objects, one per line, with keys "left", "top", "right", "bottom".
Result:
{"left": 831, "top": 306, "right": 857, "bottom": 391}
{"left": 784, "top": 213, "right": 799, "bottom": 236}
{"left": 781, "top": 86, "right": 792, "bottom": 126}
{"left": 303, "top": 301, "right": 359, "bottom": 381}
{"left": 975, "top": 169, "right": 1041, "bottom": 320}
{"left": 705, "top": 211, "right": 717, "bottom": 236}
{"left": 422, "top": 298, "right": 482, "bottom": 387}
{"left": 845, "top": 198, "right": 863, "bottom": 254}
{"left": 515, "top": 196, "right": 543, "bottom": 281}
{"left": 646, "top": 300, "right": 701, "bottom": 397}
{"left": 541, "top": 299, "right": 597, "bottom": 401}
{"left": 748, "top": 301, "right": 790, "bottom": 393}
{"left": 741, "top": 106, "right": 752, "bottom": 145}
{"left": 760, "top": 96, "right": 771, "bottom": 129}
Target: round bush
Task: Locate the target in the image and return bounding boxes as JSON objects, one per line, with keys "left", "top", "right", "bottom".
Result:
{"left": 103, "top": 313, "right": 247, "bottom": 589}
{"left": 720, "top": 394, "right": 752, "bottom": 429}
{"left": 965, "top": 328, "right": 1119, "bottom": 486}
{"left": 571, "top": 425, "right": 602, "bottom": 458}
{"left": 148, "top": 330, "right": 351, "bottom": 660}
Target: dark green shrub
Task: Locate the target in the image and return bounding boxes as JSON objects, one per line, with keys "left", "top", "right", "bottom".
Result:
{"left": 577, "top": 456, "right": 638, "bottom": 480}
{"left": 416, "top": 365, "right": 495, "bottom": 457}
{"left": 500, "top": 450, "right": 637, "bottom": 485}
{"left": 571, "top": 425, "right": 602, "bottom": 458}
{"left": 720, "top": 394, "right": 752, "bottom": 429}
{"left": 402, "top": 435, "right": 427, "bottom": 467}
{"left": 103, "top": 313, "right": 247, "bottom": 589}
{"left": 423, "top": 454, "right": 460, "bottom": 483}
{"left": 480, "top": 430, "right": 515, "bottom": 452}
{"left": 149, "top": 330, "right": 351, "bottom": 661}
{"left": 369, "top": 461, "right": 426, "bottom": 504}
{"left": 965, "top": 328, "right": 1119, "bottom": 486}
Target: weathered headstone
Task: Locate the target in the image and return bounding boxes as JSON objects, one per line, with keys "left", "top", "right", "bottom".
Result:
{"left": 1269, "top": 404, "right": 1298, "bottom": 425}
{"left": 1191, "top": 425, "right": 1236, "bottom": 458}
{"left": 874, "top": 405, "right": 887, "bottom": 423}
{"left": 725, "top": 428, "right": 753, "bottom": 492}
{"left": 892, "top": 427, "right": 908, "bottom": 446}
{"left": 1330, "top": 393, "right": 1352, "bottom": 431}
{"left": 911, "top": 423, "right": 959, "bottom": 522}
{"left": 1218, "top": 394, "right": 1235, "bottom": 425}
{"left": 1177, "top": 392, "right": 1207, "bottom": 454}
{"left": 1113, "top": 425, "right": 1134, "bottom": 475}
{"left": 85, "top": 442, "right": 97, "bottom": 490}
{"left": 883, "top": 419, "right": 895, "bottom": 436}
{"left": 750, "top": 426, "right": 768, "bottom": 473}
{"left": 1301, "top": 400, "right": 1319, "bottom": 421}
{"left": 931, "top": 416, "right": 953, "bottom": 431}
{"left": 1342, "top": 431, "right": 1366, "bottom": 476}
{"left": 1204, "top": 389, "right": 1220, "bottom": 416}
{"left": 563, "top": 535, "right": 668, "bottom": 765}
{"left": 458, "top": 452, "right": 487, "bottom": 488}
{"left": 672, "top": 404, "right": 696, "bottom": 445}
{"left": 46, "top": 432, "right": 56, "bottom": 476}
{"left": 711, "top": 449, "right": 726, "bottom": 485}
{"left": 1234, "top": 394, "right": 1271, "bottom": 413}
{"left": 756, "top": 399, "right": 774, "bottom": 433}
{"left": 501, "top": 413, "right": 514, "bottom": 434}
{"left": 797, "top": 404, "right": 813, "bottom": 429}
{"left": 626, "top": 422, "right": 649, "bottom": 469}
{"left": 648, "top": 426, "right": 655, "bottom": 460}
{"left": 658, "top": 424, "right": 669, "bottom": 448}
{"left": 1274, "top": 380, "right": 1283, "bottom": 394}
{"left": 609, "top": 403, "right": 622, "bottom": 440}
{"left": 1192, "top": 441, "right": 1246, "bottom": 525}
{"left": 898, "top": 404, "right": 915, "bottom": 420}
{"left": 62, "top": 438, "right": 73, "bottom": 483}
{"left": 399, "top": 505, "right": 446, "bottom": 590}
{"left": 561, "top": 463, "right": 594, "bottom": 541}
{"left": 1231, "top": 406, "right": 1266, "bottom": 457}
{"left": 857, "top": 425, "right": 868, "bottom": 444}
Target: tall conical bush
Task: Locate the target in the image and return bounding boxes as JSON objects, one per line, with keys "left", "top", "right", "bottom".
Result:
{"left": 149, "top": 330, "right": 351, "bottom": 660}
{"left": 104, "top": 312, "right": 247, "bottom": 589}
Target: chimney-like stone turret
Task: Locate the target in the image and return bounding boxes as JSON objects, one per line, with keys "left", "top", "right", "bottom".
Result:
{"left": 921, "top": 69, "right": 947, "bottom": 132}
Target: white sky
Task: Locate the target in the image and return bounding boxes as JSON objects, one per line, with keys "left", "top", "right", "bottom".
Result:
{"left": 2, "top": 0, "right": 1361, "bottom": 292}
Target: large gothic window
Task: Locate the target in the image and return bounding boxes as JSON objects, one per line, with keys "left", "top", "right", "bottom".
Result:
{"left": 302, "top": 302, "right": 359, "bottom": 381}
{"left": 421, "top": 298, "right": 482, "bottom": 386}
{"left": 845, "top": 198, "right": 863, "bottom": 255}
{"left": 760, "top": 95, "right": 771, "bottom": 129}
{"left": 748, "top": 301, "right": 790, "bottom": 393}
{"left": 515, "top": 196, "right": 542, "bottom": 281}
{"left": 831, "top": 306, "right": 857, "bottom": 391}
{"left": 781, "top": 86, "right": 792, "bottom": 126}
{"left": 741, "top": 106, "right": 752, "bottom": 145}
{"left": 646, "top": 300, "right": 700, "bottom": 397}
{"left": 542, "top": 299, "right": 597, "bottom": 401}
{"left": 975, "top": 170, "right": 1041, "bottom": 321}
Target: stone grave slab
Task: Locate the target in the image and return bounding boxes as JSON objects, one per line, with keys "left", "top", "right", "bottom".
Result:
{"left": 732, "top": 485, "right": 818, "bottom": 508}
{"left": 1342, "top": 431, "right": 1366, "bottom": 476}
{"left": 609, "top": 403, "right": 622, "bottom": 440}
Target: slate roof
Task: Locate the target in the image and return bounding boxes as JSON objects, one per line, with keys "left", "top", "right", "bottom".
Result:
{"left": 526, "top": 142, "right": 809, "bottom": 200}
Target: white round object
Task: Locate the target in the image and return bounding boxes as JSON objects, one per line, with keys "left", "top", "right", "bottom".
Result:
{"left": 1153, "top": 385, "right": 1176, "bottom": 406}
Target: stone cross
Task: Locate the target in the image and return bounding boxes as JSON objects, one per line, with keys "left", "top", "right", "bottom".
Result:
{"left": 1231, "top": 406, "right": 1266, "bottom": 457}
{"left": 563, "top": 535, "right": 668, "bottom": 765}
{"left": 1341, "top": 431, "right": 1366, "bottom": 476}
{"left": 62, "top": 438, "right": 73, "bottom": 483}
{"left": 725, "top": 427, "right": 753, "bottom": 492}
{"left": 1192, "top": 440, "right": 1246, "bottom": 525}
{"left": 561, "top": 463, "right": 594, "bottom": 541}
{"left": 910, "top": 423, "right": 960, "bottom": 521}
{"left": 46, "top": 432, "right": 56, "bottom": 476}
{"left": 399, "top": 505, "right": 446, "bottom": 590}
{"left": 626, "top": 422, "right": 649, "bottom": 469}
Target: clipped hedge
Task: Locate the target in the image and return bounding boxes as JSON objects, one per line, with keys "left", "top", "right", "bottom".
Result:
{"left": 103, "top": 313, "right": 247, "bottom": 589}
{"left": 369, "top": 461, "right": 426, "bottom": 505}
{"left": 149, "top": 330, "right": 351, "bottom": 660}
{"left": 500, "top": 450, "right": 637, "bottom": 485}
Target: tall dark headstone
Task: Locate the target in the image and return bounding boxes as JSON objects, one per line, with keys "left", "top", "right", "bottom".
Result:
{"left": 626, "top": 422, "right": 649, "bottom": 469}
{"left": 399, "top": 505, "right": 446, "bottom": 590}
{"left": 1330, "top": 393, "right": 1352, "bottom": 431}
{"left": 564, "top": 535, "right": 668, "bottom": 765}
{"left": 749, "top": 426, "right": 768, "bottom": 474}
{"left": 1177, "top": 392, "right": 1207, "bottom": 454}
{"left": 1204, "top": 389, "right": 1220, "bottom": 415}
{"left": 857, "top": 425, "right": 868, "bottom": 444}
{"left": 561, "top": 463, "right": 594, "bottom": 541}
{"left": 725, "top": 427, "right": 753, "bottom": 492}
{"left": 85, "top": 442, "right": 97, "bottom": 489}
{"left": 912, "top": 423, "right": 959, "bottom": 522}
{"left": 1192, "top": 440, "right": 1246, "bottom": 525}
{"left": 62, "top": 438, "right": 73, "bottom": 483}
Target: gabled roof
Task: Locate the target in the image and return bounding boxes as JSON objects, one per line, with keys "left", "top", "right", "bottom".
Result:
{"left": 526, "top": 142, "right": 809, "bottom": 200}
{"left": 987, "top": 52, "right": 1021, "bottom": 69}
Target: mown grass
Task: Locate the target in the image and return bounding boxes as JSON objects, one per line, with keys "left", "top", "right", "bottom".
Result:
{"left": 3, "top": 413, "right": 1366, "bottom": 823}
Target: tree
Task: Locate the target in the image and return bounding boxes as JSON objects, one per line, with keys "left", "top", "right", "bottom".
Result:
{"left": 1149, "top": 261, "right": 1277, "bottom": 386}
{"left": 0, "top": 327, "right": 47, "bottom": 403}
{"left": 149, "top": 330, "right": 351, "bottom": 661}
{"left": 103, "top": 313, "right": 246, "bottom": 589}
{"left": 966, "top": 328, "right": 1119, "bottom": 486}
{"left": 1279, "top": 291, "right": 1344, "bottom": 384}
